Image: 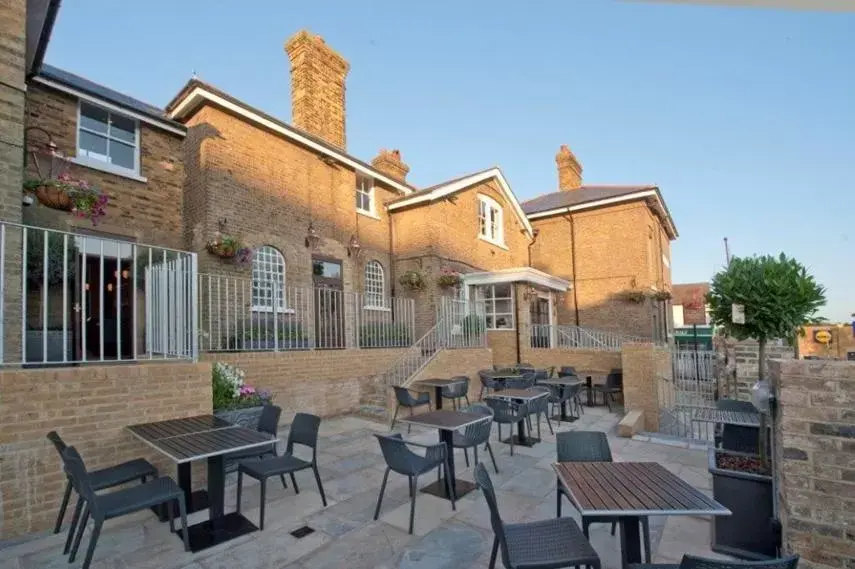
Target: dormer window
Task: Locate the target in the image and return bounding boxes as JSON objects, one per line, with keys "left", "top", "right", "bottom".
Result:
{"left": 478, "top": 195, "right": 504, "bottom": 246}
{"left": 356, "top": 174, "right": 374, "bottom": 215}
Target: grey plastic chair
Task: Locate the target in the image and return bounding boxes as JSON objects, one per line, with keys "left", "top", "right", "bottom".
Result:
{"left": 453, "top": 403, "right": 499, "bottom": 473}
{"left": 534, "top": 368, "right": 550, "bottom": 382}
{"left": 441, "top": 376, "right": 471, "bottom": 410}
{"left": 593, "top": 371, "right": 623, "bottom": 411}
{"left": 628, "top": 553, "right": 800, "bottom": 569}
{"left": 504, "top": 372, "right": 535, "bottom": 390}
{"left": 373, "top": 433, "right": 456, "bottom": 534}
{"left": 475, "top": 463, "right": 601, "bottom": 569}
{"left": 225, "top": 405, "right": 283, "bottom": 473}
{"left": 485, "top": 398, "right": 528, "bottom": 456}
{"left": 556, "top": 431, "right": 651, "bottom": 563}
{"left": 62, "top": 446, "right": 189, "bottom": 569}
{"left": 479, "top": 370, "right": 504, "bottom": 400}
{"left": 236, "top": 412, "right": 327, "bottom": 530}
{"left": 525, "top": 387, "right": 554, "bottom": 439}
{"left": 391, "top": 385, "right": 432, "bottom": 433}
{"left": 558, "top": 366, "right": 577, "bottom": 378}
{"left": 46, "top": 431, "right": 157, "bottom": 554}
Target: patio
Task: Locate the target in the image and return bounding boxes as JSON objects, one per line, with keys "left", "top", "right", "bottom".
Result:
{"left": 0, "top": 406, "right": 729, "bottom": 569}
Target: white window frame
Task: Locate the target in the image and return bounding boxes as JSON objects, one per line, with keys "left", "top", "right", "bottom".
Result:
{"left": 477, "top": 195, "right": 504, "bottom": 246}
{"left": 356, "top": 174, "right": 376, "bottom": 217}
{"left": 251, "top": 246, "right": 288, "bottom": 313}
{"left": 363, "top": 260, "right": 388, "bottom": 310}
{"left": 75, "top": 101, "right": 142, "bottom": 177}
{"left": 475, "top": 283, "right": 515, "bottom": 330}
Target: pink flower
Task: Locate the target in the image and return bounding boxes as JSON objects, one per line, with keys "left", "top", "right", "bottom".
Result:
{"left": 239, "top": 386, "right": 256, "bottom": 396}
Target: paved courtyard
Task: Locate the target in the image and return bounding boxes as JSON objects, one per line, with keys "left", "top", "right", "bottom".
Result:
{"left": 0, "top": 405, "right": 729, "bottom": 569}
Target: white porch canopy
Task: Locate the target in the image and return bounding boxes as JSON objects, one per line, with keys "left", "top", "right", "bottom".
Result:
{"left": 461, "top": 267, "right": 571, "bottom": 292}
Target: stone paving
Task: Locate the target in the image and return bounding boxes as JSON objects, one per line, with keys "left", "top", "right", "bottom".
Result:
{"left": 0, "top": 405, "right": 731, "bottom": 569}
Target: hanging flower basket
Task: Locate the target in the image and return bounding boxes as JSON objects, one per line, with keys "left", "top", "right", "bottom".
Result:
{"left": 653, "top": 290, "right": 673, "bottom": 302}
{"left": 437, "top": 269, "right": 462, "bottom": 289}
{"left": 24, "top": 174, "right": 107, "bottom": 225}
{"left": 398, "top": 270, "right": 426, "bottom": 292}
{"left": 619, "top": 289, "right": 650, "bottom": 304}
{"left": 206, "top": 234, "right": 242, "bottom": 258}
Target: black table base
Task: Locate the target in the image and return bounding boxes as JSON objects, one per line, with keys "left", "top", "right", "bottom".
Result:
{"left": 155, "top": 489, "right": 209, "bottom": 521}
{"left": 176, "top": 512, "right": 258, "bottom": 553}
{"left": 502, "top": 435, "right": 541, "bottom": 447}
{"left": 421, "top": 478, "right": 477, "bottom": 500}
{"left": 618, "top": 516, "right": 643, "bottom": 569}
{"left": 551, "top": 400, "right": 578, "bottom": 423}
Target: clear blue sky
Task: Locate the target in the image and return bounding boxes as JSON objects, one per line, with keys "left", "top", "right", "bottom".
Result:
{"left": 45, "top": 1, "right": 855, "bottom": 321}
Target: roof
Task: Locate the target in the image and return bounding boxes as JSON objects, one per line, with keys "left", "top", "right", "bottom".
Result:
{"left": 521, "top": 185, "right": 679, "bottom": 240}
{"left": 521, "top": 185, "right": 655, "bottom": 214}
{"left": 25, "top": 0, "right": 61, "bottom": 77}
{"left": 165, "top": 78, "right": 415, "bottom": 195}
{"left": 672, "top": 283, "right": 710, "bottom": 307}
{"left": 462, "top": 267, "right": 571, "bottom": 292}
{"left": 386, "top": 167, "right": 535, "bottom": 239}
{"left": 33, "top": 65, "right": 186, "bottom": 135}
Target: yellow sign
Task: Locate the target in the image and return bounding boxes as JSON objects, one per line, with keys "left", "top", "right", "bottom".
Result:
{"left": 814, "top": 330, "right": 832, "bottom": 344}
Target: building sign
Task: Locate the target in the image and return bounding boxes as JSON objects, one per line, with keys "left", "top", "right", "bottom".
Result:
{"left": 814, "top": 329, "right": 832, "bottom": 344}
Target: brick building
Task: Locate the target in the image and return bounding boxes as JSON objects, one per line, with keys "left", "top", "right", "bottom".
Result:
{"left": 798, "top": 324, "right": 855, "bottom": 360}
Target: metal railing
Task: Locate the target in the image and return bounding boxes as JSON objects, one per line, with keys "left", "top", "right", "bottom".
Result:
{"left": 530, "top": 324, "right": 648, "bottom": 352}
{"left": 0, "top": 221, "right": 197, "bottom": 365}
{"left": 382, "top": 296, "right": 488, "bottom": 387}
{"left": 198, "top": 273, "right": 416, "bottom": 351}
{"left": 673, "top": 348, "right": 715, "bottom": 381}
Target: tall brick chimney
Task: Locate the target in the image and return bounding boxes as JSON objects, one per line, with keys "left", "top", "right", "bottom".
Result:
{"left": 285, "top": 30, "right": 350, "bottom": 148}
{"left": 371, "top": 149, "right": 410, "bottom": 183}
{"left": 556, "top": 144, "right": 583, "bottom": 191}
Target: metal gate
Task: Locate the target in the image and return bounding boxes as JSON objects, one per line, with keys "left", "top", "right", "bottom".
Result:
{"left": 145, "top": 254, "right": 197, "bottom": 358}
{"left": 657, "top": 349, "right": 718, "bottom": 441}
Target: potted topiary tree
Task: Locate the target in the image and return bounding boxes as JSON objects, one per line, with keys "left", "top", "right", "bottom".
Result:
{"left": 706, "top": 253, "right": 825, "bottom": 559}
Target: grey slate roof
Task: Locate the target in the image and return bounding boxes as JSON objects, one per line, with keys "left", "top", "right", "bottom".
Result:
{"left": 38, "top": 64, "right": 185, "bottom": 131}
{"left": 520, "top": 185, "right": 657, "bottom": 215}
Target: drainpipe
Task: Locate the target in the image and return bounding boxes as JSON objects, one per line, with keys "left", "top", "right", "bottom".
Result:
{"left": 519, "top": 229, "right": 540, "bottom": 364}
{"left": 565, "top": 213, "right": 581, "bottom": 326}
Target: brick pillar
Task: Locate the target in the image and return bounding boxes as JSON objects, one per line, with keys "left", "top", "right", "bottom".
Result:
{"left": 0, "top": 0, "right": 27, "bottom": 363}
{"left": 771, "top": 359, "right": 855, "bottom": 569}
{"left": 621, "top": 342, "right": 670, "bottom": 432}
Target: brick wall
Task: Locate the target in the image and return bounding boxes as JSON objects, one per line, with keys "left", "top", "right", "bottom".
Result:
{"left": 621, "top": 342, "right": 669, "bottom": 432}
{"left": 200, "top": 349, "right": 407, "bottom": 420}
{"left": 771, "top": 359, "right": 855, "bottom": 569}
{"left": 488, "top": 330, "right": 518, "bottom": 367}
{"left": 520, "top": 345, "right": 623, "bottom": 374}
{"left": 23, "top": 84, "right": 186, "bottom": 249}
{"left": 717, "top": 338, "right": 794, "bottom": 401}
{"left": 406, "top": 347, "right": 494, "bottom": 407}
{"left": 529, "top": 201, "right": 668, "bottom": 338}
{"left": 798, "top": 325, "right": 855, "bottom": 360}
{"left": 0, "top": 0, "right": 26, "bottom": 362}
{"left": 0, "top": 361, "right": 212, "bottom": 539}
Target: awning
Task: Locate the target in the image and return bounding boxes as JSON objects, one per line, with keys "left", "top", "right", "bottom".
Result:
{"left": 462, "top": 267, "right": 571, "bottom": 292}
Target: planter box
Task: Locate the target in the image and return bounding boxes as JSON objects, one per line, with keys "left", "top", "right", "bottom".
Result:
{"left": 709, "top": 448, "right": 777, "bottom": 560}
{"left": 214, "top": 405, "right": 265, "bottom": 429}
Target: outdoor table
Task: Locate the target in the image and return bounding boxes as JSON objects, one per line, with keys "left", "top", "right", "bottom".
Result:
{"left": 574, "top": 370, "right": 606, "bottom": 406}
{"left": 398, "top": 409, "right": 486, "bottom": 500}
{"left": 485, "top": 388, "right": 549, "bottom": 446}
{"left": 691, "top": 407, "right": 761, "bottom": 427}
{"left": 553, "top": 461, "right": 731, "bottom": 569}
{"left": 412, "top": 377, "right": 467, "bottom": 410}
{"left": 127, "top": 415, "right": 274, "bottom": 552}
{"left": 538, "top": 378, "right": 584, "bottom": 422}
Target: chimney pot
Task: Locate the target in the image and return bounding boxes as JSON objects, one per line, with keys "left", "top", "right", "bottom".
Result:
{"left": 372, "top": 148, "right": 410, "bottom": 183}
{"left": 556, "top": 144, "right": 583, "bottom": 191}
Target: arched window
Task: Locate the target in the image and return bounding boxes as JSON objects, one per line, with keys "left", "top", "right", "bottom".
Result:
{"left": 364, "top": 261, "right": 385, "bottom": 308}
{"left": 251, "top": 246, "right": 286, "bottom": 312}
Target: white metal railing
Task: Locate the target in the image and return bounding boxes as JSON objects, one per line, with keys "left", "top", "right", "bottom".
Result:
{"left": 198, "top": 273, "right": 416, "bottom": 351}
{"left": 0, "top": 221, "right": 197, "bottom": 365}
{"left": 657, "top": 371, "right": 718, "bottom": 441}
{"left": 673, "top": 349, "right": 715, "bottom": 381}
{"left": 530, "top": 324, "right": 648, "bottom": 352}
{"left": 382, "top": 296, "right": 488, "bottom": 387}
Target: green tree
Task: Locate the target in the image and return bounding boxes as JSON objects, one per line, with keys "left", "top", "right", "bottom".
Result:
{"left": 707, "top": 254, "right": 826, "bottom": 465}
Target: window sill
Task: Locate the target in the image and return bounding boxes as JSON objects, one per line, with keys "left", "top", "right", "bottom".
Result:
{"left": 357, "top": 209, "right": 382, "bottom": 221}
{"left": 363, "top": 305, "right": 391, "bottom": 312}
{"left": 250, "top": 307, "right": 297, "bottom": 314}
{"left": 69, "top": 156, "right": 148, "bottom": 183}
{"left": 478, "top": 235, "right": 509, "bottom": 250}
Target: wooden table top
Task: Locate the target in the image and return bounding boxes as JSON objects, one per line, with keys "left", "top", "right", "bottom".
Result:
{"left": 397, "top": 410, "right": 487, "bottom": 431}
{"left": 553, "top": 462, "right": 731, "bottom": 517}
{"left": 413, "top": 378, "right": 467, "bottom": 388}
{"left": 485, "top": 388, "right": 549, "bottom": 401}
{"left": 691, "top": 407, "right": 761, "bottom": 427}
{"left": 127, "top": 415, "right": 274, "bottom": 464}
